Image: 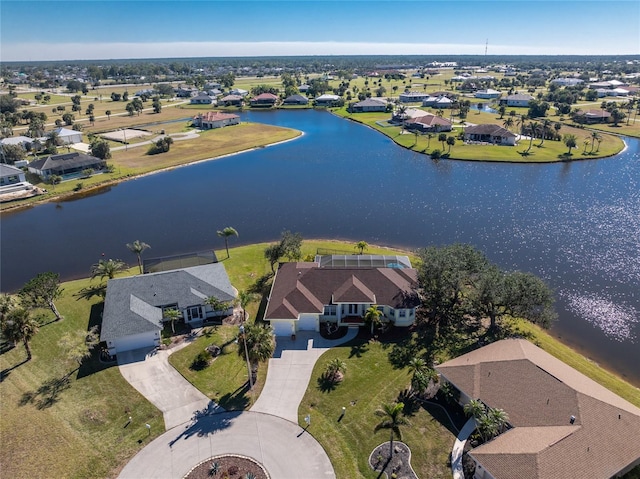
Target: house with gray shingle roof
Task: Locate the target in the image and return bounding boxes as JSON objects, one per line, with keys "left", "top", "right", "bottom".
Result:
{"left": 500, "top": 93, "right": 534, "bottom": 107}
{"left": 436, "top": 339, "right": 640, "bottom": 479}
{"left": 101, "top": 264, "right": 236, "bottom": 355}
{"left": 350, "top": 98, "right": 388, "bottom": 112}
{"left": 464, "top": 124, "right": 517, "bottom": 146}
{"left": 283, "top": 94, "right": 309, "bottom": 105}
{"left": 264, "top": 255, "right": 419, "bottom": 336}
{"left": 27, "top": 152, "right": 106, "bottom": 180}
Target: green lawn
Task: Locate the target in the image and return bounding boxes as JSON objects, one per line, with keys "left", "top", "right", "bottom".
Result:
{"left": 333, "top": 107, "right": 625, "bottom": 162}
{"left": 0, "top": 270, "right": 163, "bottom": 479}
{"left": 299, "top": 335, "right": 454, "bottom": 479}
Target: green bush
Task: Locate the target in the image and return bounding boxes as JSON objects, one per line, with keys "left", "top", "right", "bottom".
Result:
{"left": 190, "top": 350, "right": 210, "bottom": 370}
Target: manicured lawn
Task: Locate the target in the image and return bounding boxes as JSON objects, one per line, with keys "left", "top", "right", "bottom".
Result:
{"left": 0, "top": 270, "right": 163, "bottom": 479}
{"left": 168, "top": 325, "right": 268, "bottom": 411}
{"left": 333, "top": 107, "right": 625, "bottom": 162}
{"left": 299, "top": 334, "right": 455, "bottom": 479}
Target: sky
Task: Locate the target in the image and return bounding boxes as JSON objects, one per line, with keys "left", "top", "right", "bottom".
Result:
{"left": 1, "top": 0, "right": 639, "bottom": 62}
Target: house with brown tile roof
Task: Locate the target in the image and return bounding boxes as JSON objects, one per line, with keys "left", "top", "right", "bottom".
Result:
{"left": 405, "top": 114, "right": 452, "bottom": 133}
{"left": 264, "top": 256, "right": 419, "bottom": 336}
{"left": 250, "top": 92, "right": 278, "bottom": 107}
{"left": 192, "top": 111, "right": 240, "bottom": 130}
{"left": 436, "top": 339, "right": 640, "bottom": 479}
{"left": 464, "top": 124, "right": 517, "bottom": 146}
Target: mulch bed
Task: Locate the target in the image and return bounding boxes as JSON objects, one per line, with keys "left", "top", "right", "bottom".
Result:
{"left": 183, "top": 454, "right": 269, "bottom": 479}
{"left": 369, "top": 441, "right": 418, "bottom": 479}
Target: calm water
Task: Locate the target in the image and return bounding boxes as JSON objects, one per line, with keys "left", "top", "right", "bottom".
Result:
{"left": 2, "top": 110, "right": 639, "bottom": 384}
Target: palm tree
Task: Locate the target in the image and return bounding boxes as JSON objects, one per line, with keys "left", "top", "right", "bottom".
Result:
{"left": 539, "top": 119, "right": 551, "bottom": 147}
{"left": 324, "top": 358, "right": 347, "bottom": 383}
{"left": 374, "top": 402, "right": 409, "bottom": 458}
{"left": 563, "top": 134, "right": 578, "bottom": 155}
{"left": 163, "top": 308, "right": 181, "bottom": 334}
{"left": 583, "top": 137, "right": 590, "bottom": 154}
{"left": 502, "top": 117, "right": 514, "bottom": 132}
{"left": 438, "top": 132, "right": 447, "bottom": 150}
{"left": 235, "top": 290, "right": 254, "bottom": 322}
{"left": 488, "top": 407, "right": 509, "bottom": 435}
{"left": 426, "top": 133, "right": 434, "bottom": 149}
{"left": 354, "top": 241, "right": 368, "bottom": 255}
{"left": 238, "top": 323, "right": 275, "bottom": 371}
{"left": 407, "top": 357, "right": 427, "bottom": 376}
{"left": 217, "top": 227, "right": 238, "bottom": 259}
{"left": 126, "top": 240, "right": 150, "bottom": 274}
{"left": 91, "top": 258, "right": 126, "bottom": 281}
{"left": 363, "top": 305, "right": 382, "bottom": 335}
{"left": 463, "top": 398, "right": 485, "bottom": 419}
{"left": 515, "top": 115, "right": 527, "bottom": 135}
{"left": 446, "top": 136, "right": 455, "bottom": 154}
{"left": 1, "top": 307, "right": 39, "bottom": 361}
{"left": 526, "top": 121, "right": 539, "bottom": 153}
{"left": 105, "top": 110, "right": 111, "bottom": 120}
{"left": 498, "top": 105, "right": 506, "bottom": 119}
{"left": 590, "top": 131, "right": 602, "bottom": 153}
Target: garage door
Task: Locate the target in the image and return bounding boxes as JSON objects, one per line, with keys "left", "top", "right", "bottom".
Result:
{"left": 271, "top": 321, "right": 293, "bottom": 336}
{"left": 298, "top": 315, "right": 317, "bottom": 331}
{"left": 114, "top": 331, "right": 158, "bottom": 353}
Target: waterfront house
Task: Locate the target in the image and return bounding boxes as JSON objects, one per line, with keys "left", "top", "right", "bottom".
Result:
{"left": 219, "top": 94, "right": 244, "bottom": 106}
{"left": 475, "top": 89, "right": 501, "bottom": 99}
{"left": 27, "top": 152, "right": 105, "bottom": 180}
{"left": 500, "top": 93, "right": 534, "bottom": 107}
{"left": 572, "top": 109, "right": 612, "bottom": 124}
{"left": 100, "top": 264, "right": 236, "bottom": 355}
{"left": 350, "top": 98, "right": 388, "bottom": 113}
{"left": 436, "top": 339, "right": 640, "bottom": 479}
{"left": 464, "top": 124, "right": 517, "bottom": 145}
{"left": 264, "top": 255, "right": 419, "bottom": 336}
{"left": 399, "top": 91, "right": 430, "bottom": 103}
{"left": 250, "top": 92, "right": 278, "bottom": 107}
{"left": 283, "top": 94, "right": 309, "bottom": 105}
{"left": 314, "top": 94, "right": 341, "bottom": 107}
{"left": 404, "top": 114, "right": 453, "bottom": 133}
{"left": 0, "top": 163, "right": 26, "bottom": 187}
{"left": 192, "top": 111, "right": 240, "bottom": 129}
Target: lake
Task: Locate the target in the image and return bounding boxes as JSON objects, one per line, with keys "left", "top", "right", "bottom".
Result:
{"left": 1, "top": 109, "right": 639, "bottom": 384}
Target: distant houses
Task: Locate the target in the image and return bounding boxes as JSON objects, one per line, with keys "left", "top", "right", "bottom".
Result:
{"left": 350, "top": 98, "right": 388, "bottom": 113}
{"left": 190, "top": 92, "right": 217, "bottom": 105}
{"left": 500, "top": 93, "right": 534, "bottom": 107}
{"left": 283, "top": 94, "right": 309, "bottom": 106}
{"left": 250, "top": 92, "right": 278, "bottom": 107}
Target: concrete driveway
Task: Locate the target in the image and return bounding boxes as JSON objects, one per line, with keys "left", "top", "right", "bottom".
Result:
{"left": 118, "top": 411, "right": 335, "bottom": 479}
{"left": 118, "top": 346, "right": 221, "bottom": 430}
{"left": 251, "top": 328, "right": 358, "bottom": 423}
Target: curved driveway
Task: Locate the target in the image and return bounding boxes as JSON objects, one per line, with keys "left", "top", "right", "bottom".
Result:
{"left": 118, "top": 328, "right": 357, "bottom": 478}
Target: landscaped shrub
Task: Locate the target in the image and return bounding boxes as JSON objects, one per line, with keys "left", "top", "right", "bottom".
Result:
{"left": 190, "top": 350, "right": 210, "bottom": 370}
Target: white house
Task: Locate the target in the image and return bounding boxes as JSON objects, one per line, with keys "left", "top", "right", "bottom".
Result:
{"left": 52, "top": 127, "right": 82, "bottom": 145}
{"left": 501, "top": 93, "right": 534, "bottom": 107}
{"left": 0, "top": 163, "right": 26, "bottom": 187}
{"left": 100, "top": 263, "right": 236, "bottom": 355}
{"left": 399, "top": 91, "right": 430, "bottom": 103}
{"left": 550, "top": 77, "right": 584, "bottom": 87}
{"left": 475, "top": 89, "right": 501, "bottom": 99}
{"left": 314, "top": 94, "right": 341, "bottom": 106}
{"left": 264, "top": 255, "right": 419, "bottom": 336}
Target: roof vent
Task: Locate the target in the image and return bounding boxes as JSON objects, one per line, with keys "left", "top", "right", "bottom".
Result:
{"left": 570, "top": 415, "right": 576, "bottom": 424}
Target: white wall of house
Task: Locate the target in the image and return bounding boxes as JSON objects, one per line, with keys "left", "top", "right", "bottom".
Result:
{"left": 0, "top": 170, "right": 26, "bottom": 186}
{"left": 506, "top": 99, "right": 530, "bottom": 107}
{"left": 107, "top": 330, "right": 160, "bottom": 355}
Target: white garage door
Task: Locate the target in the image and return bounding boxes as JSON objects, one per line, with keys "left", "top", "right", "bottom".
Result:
{"left": 114, "top": 331, "right": 158, "bottom": 353}
{"left": 298, "top": 315, "right": 317, "bottom": 331}
{"left": 271, "top": 321, "right": 293, "bottom": 336}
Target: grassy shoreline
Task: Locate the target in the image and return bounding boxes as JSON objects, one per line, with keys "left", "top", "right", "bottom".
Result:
{"left": 1, "top": 239, "right": 638, "bottom": 478}
{"left": 332, "top": 107, "right": 626, "bottom": 163}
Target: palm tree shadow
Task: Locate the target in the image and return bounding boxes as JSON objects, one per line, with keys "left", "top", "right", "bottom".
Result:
{"left": 316, "top": 372, "right": 338, "bottom": 393}
{"left": 18, "top": 375, "right": 71, "bottom": 409}
{"left": 349, "top": 341, "right": 369, "bottom": 358}
{"left": 168, "top": 410, "right": 239, "bottom": 448}
{"left": 0, "top": 357, "right": 29, "bottom": 382}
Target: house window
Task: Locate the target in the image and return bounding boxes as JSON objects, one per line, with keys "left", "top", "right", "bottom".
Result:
{"left": 399, "top": 310, "right": 406, "bottom": 318}
{"left": 389, "top": 308, "right": 395, "bottom": 317}
{"left": 348, "top": 304, "right": 358, "bottom": 315}
{"left": 377, "top": 306, "right": 384, "bottom": 313}
{"left": 324, "top": 305, "right": 336, "bottom": 316}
